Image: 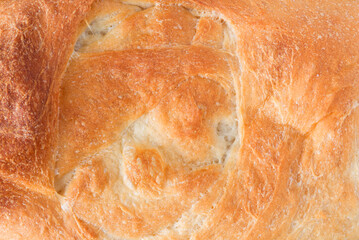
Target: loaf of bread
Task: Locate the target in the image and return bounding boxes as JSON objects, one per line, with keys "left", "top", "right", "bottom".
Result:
{"left": 0, "top": 0, "right": 358, "bottom": 239}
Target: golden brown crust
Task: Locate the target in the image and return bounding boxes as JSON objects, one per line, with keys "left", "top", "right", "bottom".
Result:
{"left": 1, "top": 0, "right": 359, "bottom": 239}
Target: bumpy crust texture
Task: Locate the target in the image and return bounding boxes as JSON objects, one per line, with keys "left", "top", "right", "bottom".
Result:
{"left": 1, "top": 0, "right": 359, "bottom": 239}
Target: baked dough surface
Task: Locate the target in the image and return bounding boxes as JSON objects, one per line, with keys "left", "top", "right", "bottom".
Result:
{"left": 0, "top": 0, "right": 358, "bottom": 239}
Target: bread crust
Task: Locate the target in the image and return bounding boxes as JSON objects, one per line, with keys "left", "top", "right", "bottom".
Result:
{"left": 0, "top": 0, "right": 358, "bottom": 239}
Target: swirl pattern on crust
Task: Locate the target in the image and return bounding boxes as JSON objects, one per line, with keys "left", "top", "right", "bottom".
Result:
{"left": 56, "top": 2, "right": 240, "bottom": 238}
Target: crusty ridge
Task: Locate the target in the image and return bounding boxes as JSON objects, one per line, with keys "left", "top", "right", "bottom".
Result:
{"left": 0, "top": 0, "right": 93, "bottom": 238}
